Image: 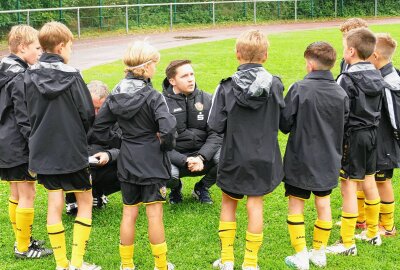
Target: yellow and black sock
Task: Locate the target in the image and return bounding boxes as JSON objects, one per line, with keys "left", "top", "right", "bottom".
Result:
{"left": 357, "top": 191, "right": 366, "bottom": 223}
{"left": 16, "top": 207, "right": 34, "bottom": 252}
{"left": 151, "top": 242, "right": 167, "bottom": 270}
{"left": 287, "top": 214, "right": 306, "bottom": 252}
{"left": 243, "top": 231, "right": 263, "bottom": 267}
{"left": 313, "top": 219, "right": 332, "bottom": 250}
{"left": 340, "top": 211, "right": 358, "bottom": 247}
{"left": 71, "top": 217, "right": 92, "bottom": 268}
{"left": 120, "top": 244, "right": 134, "bottom": 269}
{"left": 47, "top": 222, "right": 68, "bottom": 269}
{"left": 365, "top": 198, "right": 380, "bottom": 238}
{"left": 380, "top": 201, "right": 395, "bottom": 231}
{"left": 8, "top": 198, "right": 18, "bottom": 238}
{"left": 218, "top": 221, "right": 236, "bottom": 263}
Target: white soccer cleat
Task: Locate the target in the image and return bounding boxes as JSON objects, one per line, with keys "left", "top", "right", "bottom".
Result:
{"left": 309, "top": 247, "right": 327, "bottom": 268}
{"left": 284, "top": 247, "right": 309, "bottom": 270}
{"left": 69, "top": 262, "right": 102, "bottom": 270}
{"left": 154, "top": 262, "right": 175, "bottom": 270}
{"left": 242, "top": 264, "right": 260, "bottom": 270}
{"left": 326, "top": 241, "right": 357, "bottom": 256}
{"left": 355, "top": 230, "right": 382, "bottom": 246}
{"left": 213, "top": 258, "right": 234, "bottom": 270}
{"left": 120, "top": 263, "right": 135, "bottom": 270}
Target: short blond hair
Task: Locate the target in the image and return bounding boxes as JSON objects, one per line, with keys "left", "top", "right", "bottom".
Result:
{"left": 375, "top": 33, "right": 397, "bottom": 60}
{"left": 8, "top": 25, "right": 38, "bottom": 54}
{"left": 124, "top": 40, "right": 160, "bottom": 77}
{"left": 39, "top": 21, "right": 73, "bottom": 52}
{"left": 236, "top": 30, "right": 269, "bottom": 63}
{"left": 340, "top": 18, "right": 368, "bottom": 34}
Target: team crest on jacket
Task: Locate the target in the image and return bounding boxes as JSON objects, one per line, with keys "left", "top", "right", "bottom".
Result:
{"left": 160, "top": 186, "right": 167, "bottom": 198}
{"left": 194, "top": 102, "right": 204, "bottom": 111}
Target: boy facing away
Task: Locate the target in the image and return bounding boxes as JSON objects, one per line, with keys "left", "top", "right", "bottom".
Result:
{"left": 24, "top": 22, "right": 99, "bottom": 270}
{"left": 280, "top": 42, "right": 349, "bottom": 270}
{"left": 326, "top": 28, "right": 386, "bottom": 255}
{"left": 208, "top": 29, "right": 285, "bottom": 270}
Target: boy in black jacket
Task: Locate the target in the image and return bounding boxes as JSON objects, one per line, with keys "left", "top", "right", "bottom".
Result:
{"left": 209, "top": 30, "right": 284, "bottom": 270}
{"left": 327, "top": 28, "right": 386, "bottom": 256}
{"left": 92, "top": 41, "right": 176, "bottom": 270}
{"left": 24, "top": 22, "right": 99, "bottom": 270}
{"left": 280, "top": 42, "right": 349, "bottom": 270}
{"left": 0, "top": 25, "right": 52, "bottom": 259}
{"left": 368, "top": 33, "right": 400, "bottom": 237}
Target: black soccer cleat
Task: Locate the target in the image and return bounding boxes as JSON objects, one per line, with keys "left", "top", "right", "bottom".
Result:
{"left": 14, "top": 243, "right": 53, "bottom": 259}
{"left": 192, "top": 183, "right": 213, "bottom": 204}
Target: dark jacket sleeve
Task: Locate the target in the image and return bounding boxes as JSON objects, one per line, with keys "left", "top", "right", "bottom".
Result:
{"left": 154, "top": 94, "right": 177, "bottom": 151}
{"left": 279, "top": 83, "right": 298, "bottom": 134}
{"left": 208, "top": 84, "right": 227, "bottom": 134}
{"left": 344, "top": 95, "right": 350, "bottom": 131}
{"left": 169, "top": 149, "right": 187, "bottom": 167}
{"left": 71, "top": 75, "right": 95, "bottom": 133}
{"left": 106, "top": 148, "right": 120, "bottom": 162}
{"left": 10, "top": 73, "right": 30, "bottom": 140}
{"left": 91, "top": 100, "right": 120, "bottom": 148}
{"left": 198, "top": 127, "right": 222, "bottom": 161}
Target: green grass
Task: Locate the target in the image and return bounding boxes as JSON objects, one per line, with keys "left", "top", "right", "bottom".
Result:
{"left": 2, "top": 24, "right": 400, "bottom": 270}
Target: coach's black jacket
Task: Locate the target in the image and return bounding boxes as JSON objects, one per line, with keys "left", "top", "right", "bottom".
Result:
{"left": 91, "top": 74, "right": 176, "bottom": 185}
{"left": 208, "top": 64, "right": 284, "bottom": 196}
{"left": 88, "top": 123, "right": 122, "bottom": 162}
{"left": 280, "top": 71, "right": 349, "bottom": 191}
{"left": 162, "top": 79, "right": 222, "bottom": 167}
{"left": 337, "top": 62, "right": 385, "bottom": 133}
{"left": 0, "top": 55, "right": 30, "bottom": 168}
{"left": 376, "top": 63, "right": 400, "bottom": 170}
{"left": 25, "top": 53, "right": 95, "bottom": 174}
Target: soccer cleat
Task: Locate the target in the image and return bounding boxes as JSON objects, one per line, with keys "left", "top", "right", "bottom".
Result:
{"left": 69, "top": 262, "right": 102, "bottom": 270}
{"left": 66, "top": 202, "right": 78, "bottom": 216}
{"left": 14, "top": 244, "right": 53, "bottom": 259}
{"left": 169, "top": 181, "right": 183, "bottom": 204}
{"left": 242, "top": 264, "right": 260, "bottom": 270}
{"left": 379, "top": 225, "right": 396, "bottom": 237}
{"left": 120, "top": 264, "right": 135, "bottom": 270}
{"left": 326, "top": 241, "right": 357, "bottom": 256}
{"left": 14, "top": 237, "right": 46, "bottom": 249}
{"left": 355, "top": 230, "right": 382, "bottom": 246}
{"left": 309, "top": 247, "right": 326, "bottom": 268}
{"left": 56, "top": 262, "right": 70, "bottom": 270}
{"left": 284, "top": 247, "right": 309, "bottom": 270}
{"left": 213, "top": 259, "right": 234, "bottom": 270}
{"left": 154, "top": 262, "right": 175, "bottom": 270}
{"left": 192, "top": 183, "right": 213, "bottom": 204}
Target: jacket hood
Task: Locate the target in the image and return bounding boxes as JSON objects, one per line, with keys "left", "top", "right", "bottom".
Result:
{"left": 381, "top": 63, "right": 400, "bottom": 91}
{"left": 28, "top": 53, "right": 77, "bottom": 100}
{"left": 162, "top": 77, "right": 199, "bottom": 99}
{"left": 108, "top": 76, "right": 153, "bottom": 119}
{"left": 231, "top": 63, "right": 272, "bottom": 109}
{"left": 0, "top": 55, "right": 27, "bottom": 90}
{"left": 346, "top": 62, "right": 386, "bottom": 96}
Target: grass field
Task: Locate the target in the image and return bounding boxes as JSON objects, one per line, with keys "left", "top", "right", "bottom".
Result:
{"left": 1, "top": 24, "right": 400, "bottom": 270}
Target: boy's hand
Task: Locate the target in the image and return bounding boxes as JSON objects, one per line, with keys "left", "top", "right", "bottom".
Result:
{"left": 187, "top": 156, "right": 204, "bottom": 172}
{"left": 92, "top": 152, "right": 110, "bottom": 166}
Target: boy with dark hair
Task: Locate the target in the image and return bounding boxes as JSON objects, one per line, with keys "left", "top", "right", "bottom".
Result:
{"left": 327, "top": 28, "right": 386, "bottom": 255}
{"left": 24, "top": 22, "right": 99, "bottom": 270}
{"left": 209, "top": 29, "right": 284, "bottom": 270}
{"left": 280, "top": 42, "right": 349, "bottom": 270}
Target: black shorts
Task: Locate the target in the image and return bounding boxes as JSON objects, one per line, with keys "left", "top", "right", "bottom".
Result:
{"left": 375, "top": 169, "right": 394, "bottom": 182}
{"left": 284, "top": 183, "right": 331, "bottom": 200}
{"left": 0, "top": 164, "right": 36, "bottom": 182}
{"left": 37, "top": 168, "right": 92, "bottom": 193}
{"left": 121, "top": 181, "right": 167, "bottom": 206}
{"left": 340, "top": 128, "right": 377, "bottom": 180}
{"left": 221, "top": 189, "right": 245, "bottom": 200}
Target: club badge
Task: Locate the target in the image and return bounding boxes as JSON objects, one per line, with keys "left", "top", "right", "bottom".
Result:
{"left": 194, "top": 102, "right": 204, "bottom": 111}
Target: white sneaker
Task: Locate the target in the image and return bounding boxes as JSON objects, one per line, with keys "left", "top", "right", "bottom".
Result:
{"left": 69, "top": 262, "right": 102, "bottom": 270}
{"left": 355, "top": 230, "right": 382, "bottom": 246}
{"left": 242, "top": 264, "right": 260, "bottom": 270}
{"left": 284, "top": 247, "right": 309, "bottom": 270}
{"left": 309, "top": 247, "right": 326, "bottom": 268}
{"left": 326, "top": 241, "right": 357, "bottom": 256}
{"left": 213, "top": 259, "right": 234, "bottom": 270}
{"left": 120, "top": 264, "right": 135, "bottom": 270}
{"left": 154, "top": 262, "right": 175, "bottom": 270}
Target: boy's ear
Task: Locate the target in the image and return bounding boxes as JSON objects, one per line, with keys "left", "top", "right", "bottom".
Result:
{"left": 235, "top": 49, "right": 241, "bottom": 61}
{"left": 53, "top": 42, "right": 65, "bottom": 54}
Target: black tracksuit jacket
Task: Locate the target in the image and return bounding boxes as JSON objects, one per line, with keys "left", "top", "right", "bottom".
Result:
{"left": 0, "top": 54, "right": 30, "bottom": 168}
{"left": 162, "top": 79, "right": 222, "bottom": 167}
{"left": 91, "top": 74, "right": 176, "bottom": 185}
{"left": 24, "top": 53, "right": 95, "bottom": 174}
{"left": 280, "top": 71, "right": 349, "bottom": 191}
{"left": 208, "top": 63, "right": 284, "bottom": 196}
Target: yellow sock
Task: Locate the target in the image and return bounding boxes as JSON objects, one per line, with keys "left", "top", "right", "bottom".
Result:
{"left": 71, "top": 217, "right": 92, "bottom": 268}
{"left": 8, "top": 198, "right": 18, "bottom": 238}
{"left": 16, "top": 207, "right": 34, "bottom": 252}
{"left": 218, "top": 221, "right": 236, "bottom": 263}
{"left": 357, "top": 191, "right": 366, "bottom": 223}
{"left": 365, "top": 198, "right": 380, "bottom": 238}
{"left": 287, "top": 214, "right": 306, "bottom": 253}
{"left": 120, "top": 244, "right": 134, "bottom": 269}
{"left": 313, "top": 219, "right": 332, "bottom": 250}
{"left": 243, "top": 231, "right": 263, "bottom": 267}
{"left": 151, "top": 242, "right": 167, "bottom": 270}
{"left": 380, "top": 201, "right": 395, "bottom": 231}
{"left": 47, "top": 222, "right": 68, "bottom": 268}
{"left": 340, "top": 211, "right": 358, "bottom": 247}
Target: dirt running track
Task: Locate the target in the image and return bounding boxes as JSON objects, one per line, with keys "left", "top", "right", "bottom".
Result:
{"left": 2, "top": 18, "right": 400, "bottom": 71}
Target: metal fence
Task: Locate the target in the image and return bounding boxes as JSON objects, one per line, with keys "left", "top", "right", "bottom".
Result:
{"left": 0, "top": 0, "right": 394, "bottom": 38}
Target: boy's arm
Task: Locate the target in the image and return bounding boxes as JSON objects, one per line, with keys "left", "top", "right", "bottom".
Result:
{"left": 208, "top": 84, "right": 227, "bottom": 134}
{"left": 279, "top": 83, "right": 298, "bottom": 134}
{"left": 168, "top": 149, "right": 188, "bottom": 167}
{"left": 9, "top": 73, "right": 30, "bottom": 140}
{"left": 71, "top": 76, "right": 95, "bottom": 133}
{"left": 344, "top": 95, "right": 350, "bottom": 131}
{"left": 154, "top": 94, "right": 177, "bottom": 151}
{"left": 91, "top": 100, "right": 121, "bottom": 148}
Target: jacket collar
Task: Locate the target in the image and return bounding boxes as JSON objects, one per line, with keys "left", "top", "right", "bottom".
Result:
{"left": 39, "top": 53, "right": 65, "bottom": 63}
{"left": 304, "top": 70, "right": 335, "bottom": 81}
{"left": 237, "top": 63, "right": 263, "bottom": 71}
{"left": 9, "top": 54, "right": 28, "bottom": 69}
{"left": 380, "top": 62, "right": 394, "bottom": 78}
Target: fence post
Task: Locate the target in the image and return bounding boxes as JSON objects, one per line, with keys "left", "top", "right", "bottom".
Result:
{"left": 212, "top": 2, "right": 215, "bottom": 26}
{"left": 125, "top": 6, "right": 129, "bottom": 34}
{"left": 334, "top": 0, "right": 337, "bottom": 17}
{"left": 375, "top": 0, "right": 378, "bottom": 17}
{"left": 77, "top": 8, "right": 81, "bottom": 38}
{"left": 170, "top": 3, "right": 173, "bottom": 31}
{"left": 59, "top": 0, "right": 63, "bottom": 22}
{"left": 27, "top": 10, "right": 30, "bottom": 25}
{"left": 253, "top": 0, "right": 257, "bottom": 24}
{"left": 17, "top": 0, "right": 21, "bottom": 24}
{"left": 295, "top": 0, "right": 297, "bottom": 21}
{"left": 99, "top": 0, "right": 103, "bottom": 28}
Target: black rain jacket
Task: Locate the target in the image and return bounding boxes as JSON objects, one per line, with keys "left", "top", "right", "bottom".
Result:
{"left": 208, "top": 64, "right": 284, "bottom": 196}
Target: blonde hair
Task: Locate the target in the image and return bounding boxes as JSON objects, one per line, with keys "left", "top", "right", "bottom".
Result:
{"left": 39, "top": 21, "right": 73, "bottom": 52}
{"left": 340, "top": 18, "right": 368, "bottom": 35}
{"left": 124, "top": 40, "right": 160, "bottom": 77}
{"left": 236, "top": 30, "right": 269, "bottom": 63}
{"left": 375, "top": 33, "right": 397, "bottom": 60}
{"left": 8, "top": 25, "right": 38, "bottom": 54}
